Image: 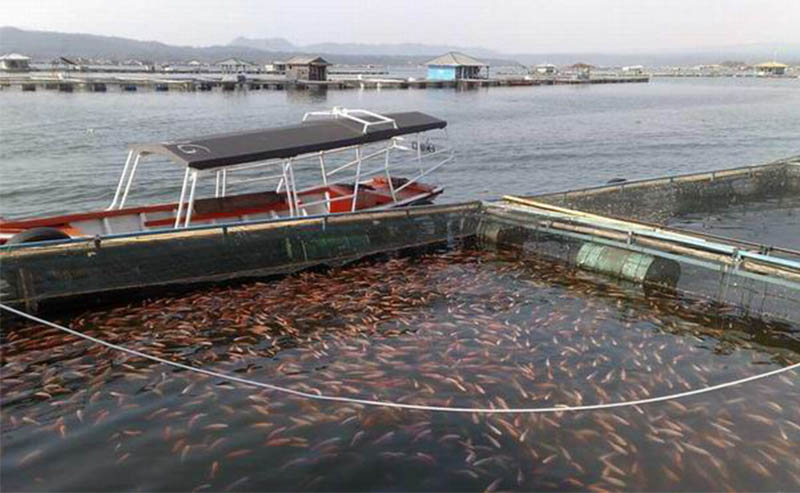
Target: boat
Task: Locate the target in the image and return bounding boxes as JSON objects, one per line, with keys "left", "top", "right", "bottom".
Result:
{"left": 0, "top": 108, "right": 453, "bottom": 244}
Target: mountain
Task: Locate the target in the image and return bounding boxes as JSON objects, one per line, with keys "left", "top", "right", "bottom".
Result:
{"left": 510, "top": 43, "right": 800, "bottom": 67}
{"left": 230, "top": 36, "right": 504, "bottom": 58}
{"left": 2, "top": 26, "right": 797, "bottom": 67}
{"left": 0, "top": 26, "right": 274, "bottom": 62}
{"left": 0, "top": 27, "right": 516, "bottom": 65}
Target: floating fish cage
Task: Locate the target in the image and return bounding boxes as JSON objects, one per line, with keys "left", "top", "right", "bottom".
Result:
{"left": 481, "top": 157, "right": 800, "bottom": 323}
{"left": 1, "top": 158, "right": 799, "bottom": 324}
{"left": 0, "top": 203, "right": 482, "bottom": 312}
{"left": 3, "top": 159, "right": 800, "bottom": 492}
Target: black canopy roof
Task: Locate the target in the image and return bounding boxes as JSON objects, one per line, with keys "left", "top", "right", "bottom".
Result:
{"left": 130, "top": 111, "right": 447, "bottom": 170}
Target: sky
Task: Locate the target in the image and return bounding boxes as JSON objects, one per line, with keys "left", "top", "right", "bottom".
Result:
{"left": 2, "top": 0, "right": 799, "bottom": 54}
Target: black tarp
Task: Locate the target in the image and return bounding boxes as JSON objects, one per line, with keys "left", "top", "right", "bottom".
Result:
{"left": 131, "top": 111, "right": 447, "bottom": 170}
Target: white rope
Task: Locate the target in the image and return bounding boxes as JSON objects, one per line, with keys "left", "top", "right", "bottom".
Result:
{"left": 2, "top": 303, "right": 797, "bottom": 414}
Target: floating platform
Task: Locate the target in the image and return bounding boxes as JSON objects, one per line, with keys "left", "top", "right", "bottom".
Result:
{"left": 2, "top": 157, "right": 798, "bottom": 321}
{"left": 0, "top": 73, "right": 650, "bottom": 93}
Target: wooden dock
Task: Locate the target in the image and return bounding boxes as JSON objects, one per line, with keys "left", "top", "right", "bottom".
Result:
{"left": 0, "top": 73, "right": 650, "bottom": 93}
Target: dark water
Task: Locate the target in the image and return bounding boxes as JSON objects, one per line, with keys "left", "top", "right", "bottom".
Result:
{"left": 2, "top": 248, "right": 799, "bottom": 491}
{"left": 667, "top": 196, "right": 800, "bottom": 251}
{"left": 1, "top": 78, "right": 799, "bottom": 219}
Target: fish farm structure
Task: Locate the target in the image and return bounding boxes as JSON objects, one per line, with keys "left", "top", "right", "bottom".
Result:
{"left": 2, "top": 156, "right": 798, "bottom": 322}
{"left": 2, "top": 156, "right": 799, "bottom": 492}
{"left": 0, "top": 72, "right": 649, "bottom": 93}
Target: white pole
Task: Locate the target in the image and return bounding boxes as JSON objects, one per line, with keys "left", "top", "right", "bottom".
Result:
{"left": 119, "top": 153, "right": 142, "bottom": 209}
{"left": 174, "top": 168, "right": 190, "bottom": 229}
{"left": 184, "top": 171, "right": 198, "bottom": 227}
{"left": 108, "top": 150, "right": 133, "bottom": 210}
{"left": 281, "top": 161, "right": 292, "bottom": 216}
{"left": 352, "top": 146, "right": 362, "bottom": 212}
{"left": 416, "top": 133, "right": 423, "bottom": 176}
{"left": 287, "top": 159, "right": 300, "bottom": 215}
{"left": 319, "top": 152, "right": 328, "bottom": 186}
{"left": 384, "top": 147, "right": 396, "bottom": 202}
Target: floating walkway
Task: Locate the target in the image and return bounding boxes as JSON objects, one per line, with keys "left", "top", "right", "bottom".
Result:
{"left": 0, "top": 73, "right": 650, "bottom": 93}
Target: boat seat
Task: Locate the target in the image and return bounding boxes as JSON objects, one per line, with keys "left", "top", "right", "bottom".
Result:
{"left": 193, "top": 191, "right": 285, "bottom": 215}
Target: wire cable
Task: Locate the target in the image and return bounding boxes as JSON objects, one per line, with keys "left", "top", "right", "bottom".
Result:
{"left": 2, "top": 303, "right": 797, "bottom": 414}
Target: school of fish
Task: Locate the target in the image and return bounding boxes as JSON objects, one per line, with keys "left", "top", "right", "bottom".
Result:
{"left": 2, "top": 246, "right": 799, "bottom": 491}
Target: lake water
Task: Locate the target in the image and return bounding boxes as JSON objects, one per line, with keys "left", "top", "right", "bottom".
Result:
{"left": 1, "top": 77, "right": 799, "bottom": 219}
{"left": 2, "top": 247, "right": 799, "bottom": 491}
{"left": 1, "top": 78, "right": 800, "bottom": 492}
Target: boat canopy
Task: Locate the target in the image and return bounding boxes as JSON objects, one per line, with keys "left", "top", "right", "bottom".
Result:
{"left": 130, "top": 111, "right": 447, "bottom": 170}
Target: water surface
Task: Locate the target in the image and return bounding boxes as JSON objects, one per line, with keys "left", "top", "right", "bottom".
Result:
{"left": 1, "top": 78, "right": 798, "bottom": 219}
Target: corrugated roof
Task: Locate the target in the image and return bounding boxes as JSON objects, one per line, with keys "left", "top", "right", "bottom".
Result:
{"left": 215, "top": 57, "right": 255, "bottom": 66}
{"left": 286, "top": 55, "right": 331, "bottom": 66}
{"left": 0, "top": 53, "right": 31, "bottom": 61}
{"left": 756, "top": 61, "right": 788, "bottom": 68}
{"left": 425, "top": 52, "right": 485, "bottom": 67}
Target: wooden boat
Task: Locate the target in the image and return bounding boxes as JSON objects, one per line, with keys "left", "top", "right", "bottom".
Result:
{"left": 0, "top": 108, "right": 453, "bottom": 244}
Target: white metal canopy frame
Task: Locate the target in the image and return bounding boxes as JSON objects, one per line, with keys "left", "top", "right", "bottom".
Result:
{"left": 106, "top": 108, "right": 454, "bottom": 228}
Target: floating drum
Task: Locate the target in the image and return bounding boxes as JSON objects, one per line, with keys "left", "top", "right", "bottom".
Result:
{"left": 573, "top": 243, "right": 681, "bottom": 288}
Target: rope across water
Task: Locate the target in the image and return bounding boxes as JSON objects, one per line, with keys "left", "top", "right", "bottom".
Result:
{"left": 2, "top": 303, "right": 797, "bottom": 414}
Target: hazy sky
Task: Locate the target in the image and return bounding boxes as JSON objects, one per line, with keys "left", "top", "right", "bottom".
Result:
{"left": 2, "top": 0, "right": 798, "bottom": 53}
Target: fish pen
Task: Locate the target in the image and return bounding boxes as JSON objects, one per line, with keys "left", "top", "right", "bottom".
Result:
{"left": 2, "top": 159, "right": 799, "bottom": 491}
{"left": 481, "top": 157, "right": 800, "bottom": 324}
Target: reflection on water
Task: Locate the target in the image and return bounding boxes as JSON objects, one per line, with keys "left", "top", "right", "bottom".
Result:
{"left": 2, "top": 248, "right": 798, "bottom": 491}
{"left": 285, "top": 86, "right": 329, "bottom": 105}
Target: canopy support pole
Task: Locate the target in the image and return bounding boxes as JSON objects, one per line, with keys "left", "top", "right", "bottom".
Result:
{"left": 352, "top": 146, "right": 362, "bottom": 212}
{"left": 108, "top": 150, "right": 133, "bottom": 210}
{"left": 174, "top": 168, "right": 190, "bottom": 229}
{"left": 221, "top": 169, "right": 227, "bottom": 197}
{"left": 416, "top": 133, "right": 424, "bottom": 176}
{"left": 319, "top": 152, "right": 328, "bottom": 186}
{"left": 184, "top": 171, "right": 198, "bottom": 227}
{"left": 286, "top": 159, "right": 300, "bottom": 215}
{"left": 384, "top": 147, "right": 396, "bottom": 202}
{"left": 119, "top": 153, "right": 142, "bottom": 209}
{"left": 280, "top": 161, "right": 292, "bottom": 216}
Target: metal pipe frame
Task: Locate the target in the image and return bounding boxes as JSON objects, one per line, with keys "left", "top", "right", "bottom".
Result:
{"left": 286, "top": 159, "right": 300, "bottom": 215}
{"left": 107, "top": 150, "right": 134, "bottom": 210}
{"left": 102, "top": 126, "right": 451, "bottom": 230}
{"left": 173, "top": 168, "right": 191, "bottom": 229}
{"left": 184, "top": 171, "right": 198, "bottom": 227}
{"left": 302, "top": 107, "right": 398, "bottom": 134}
{"left": 295, "top": 147, "right": 453, "bottom": 211}
{"left": 498, "top": 199, "right": 800, "bottom": 273}
{"left": 280, "top": 161, "right": 293, "bottom": 216}
{"left": 319, "top": 152, "right": 328, "bottom": 186}
{"left": 384, "top": 146, "right": 396, "bottom": 201}
{"left": 118, "top": 153, "right": 142, "bottom": 209}
{"left": 351, "top": 146, "right": 363, "bottom": 212}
